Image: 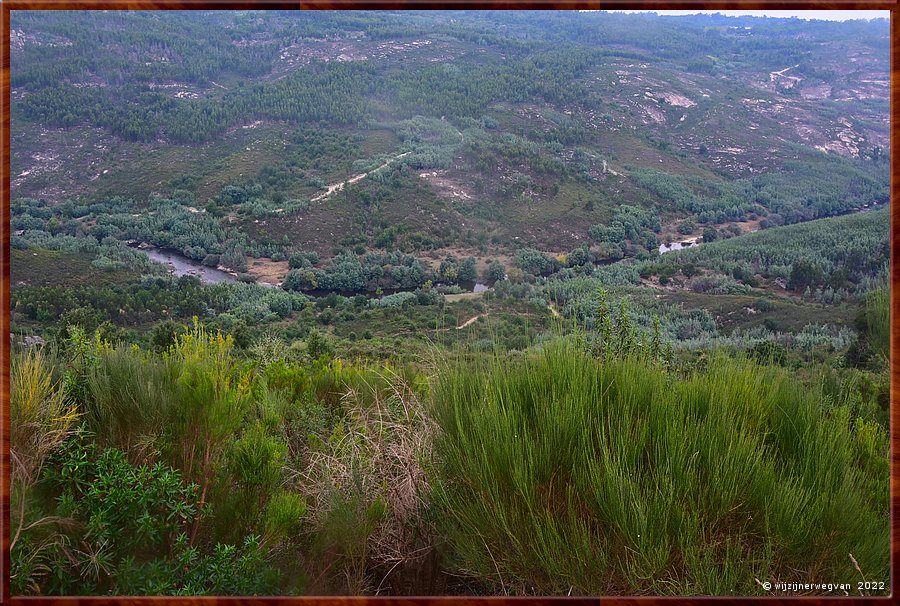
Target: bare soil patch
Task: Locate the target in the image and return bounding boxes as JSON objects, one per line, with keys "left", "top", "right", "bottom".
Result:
{"left": 247, "top": 257, "right": 291, "bottom": 286}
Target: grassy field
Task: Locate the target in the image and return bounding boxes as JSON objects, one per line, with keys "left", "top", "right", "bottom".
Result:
{"left": 10, "top": 249, "right": 137, "bottom": 287}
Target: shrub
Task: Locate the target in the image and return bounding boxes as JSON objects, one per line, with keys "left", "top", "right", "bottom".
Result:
{"left": 681, "top": 263, "right": 699, "bottom": 278}
{"left": 677, "top": 219, "right": 696, "bottom": 235}
{"left": 294, "top": 364, "right": 433, "bottom": 594}
{"left": 288, "top": 251, "right": 319, "bottom": 269}
{"left": 370, "top": 291, "right": 417, "bottom": 309}
{"left": 150, "top": 320, "right": 186, "bottom": 352}
{"left": 688, "top": 274, "right": 750, "bottom": 295}
{"left": 201, "top": 254, "right": 221, "bottom": 267}
{"left": 458, "top": 257, "right": 478, "bottom": 282}
{"left": 16, "top": 436, "right": 281, "bottom": 596}
{"left": 788, "top": 260, "right": 824, "bottom": 292}
{"left": 306, "top": 329, "right": 334, "bottom": 361}
{"left": 431, "top": 339, "right": 888, "bottom": 595}
{"left": 9, "top": 346, "right": 79, "bottom": 571}
{"left": 485, "top": 261, "right": 506, "bottom": 282}
{"left": 92, "top": 256, "right": 126, "bottom": 271}
{"left": 282, "top": 270, "right": 318, "bottom": 292}
{"left": 228, "top": 422, "right": 287, "bottom": 494}
{"left": 164, "top": 321, "right": 255, "bottom": 543}
{"left": 513, "top": 248, "right": 554, "bottom": 276}
{"left": 753, "top": 298, "right": 778, "bottom": 313}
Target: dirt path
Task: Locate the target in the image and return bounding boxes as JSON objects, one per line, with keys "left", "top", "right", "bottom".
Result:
{"left": 769, "top": 65, "right": 801, "bottom": 83}
{"left": 601, "top": 159, "right": 622, "bottom": 177}
{"left": 444, "top": 291, "right": 484, "bottom": 303}
{"left": 456, "top": 314, "right": 484, "bottom": 329}
{"left": 311, "top": 151, "right": 411, "bottom": 203}
{"left": 548, "top": 302, "right": 562, "bottom": 318}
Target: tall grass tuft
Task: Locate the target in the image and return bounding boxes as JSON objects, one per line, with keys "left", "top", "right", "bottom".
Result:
{"left": 430, "top": 338, "right": 889, "bottom": 595}
{"left": 295, "top": 361, "right": 436, "bottom": 595}
{"left": 82, "top": 343, "right": 178, "bottom": 460}
{"left": 865, "top": 287, "right": 889, "bottom": 366}
{"left": 11, "top": 347, "right": 78, "bottom": 487}
{"left": 10, "top": 346, "right": 80, "bottom": 591}
{"left": 164, "top": 318, "right": 255, "bottom": 545}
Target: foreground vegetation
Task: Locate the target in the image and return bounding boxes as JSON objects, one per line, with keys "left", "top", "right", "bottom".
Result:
{"left": 433, "top": 339, "right": 887, "bottom": 595}
{"left": 11, "top": 296, "right": 889, "bottom": 595}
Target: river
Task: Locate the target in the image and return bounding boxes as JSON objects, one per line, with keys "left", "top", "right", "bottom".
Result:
{"left": 134, "top": 203, "right": 884, "bottom": 290}
{"left": 140, "top": 247, "right": 240, "bottom": 284}
{"left": 135, "top": 245, "right": 489, "bottom": 296}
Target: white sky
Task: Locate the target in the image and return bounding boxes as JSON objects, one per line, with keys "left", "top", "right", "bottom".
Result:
{"left": 599, "top": 10, "right": 889, "bottom": 22}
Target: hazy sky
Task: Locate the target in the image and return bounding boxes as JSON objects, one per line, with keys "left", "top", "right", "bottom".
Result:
{"left": 600, "top": 10, "right": 889, "bottom": 21}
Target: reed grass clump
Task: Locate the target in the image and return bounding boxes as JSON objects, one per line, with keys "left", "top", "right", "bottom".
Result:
{"left": 10, "top": 347, "right": 78, "bottom": 492}
{"left": 864, "top": 287, "right": 889, "bottom": 365}
{"left": 9, "top": 347, "right": 80, "bottom": 594}
{"left": 430, "top": 338, "right": 888, "bottom": 595}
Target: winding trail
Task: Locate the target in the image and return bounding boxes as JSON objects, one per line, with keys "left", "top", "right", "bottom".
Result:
{"left": 548, "top": 302, "right": 562, "bottom": 318}
{"left": 456, "top": 314, "right": 484, "bottom": 330}
{"left": 311, "top": 151, "right": 411, "bottom": 203}
{"left": 769, "top": 65, "right": 801, "bottom": 83}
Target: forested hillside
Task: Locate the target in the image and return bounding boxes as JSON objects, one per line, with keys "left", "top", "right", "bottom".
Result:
{"left": 9, "top": 10, "right": 890, "bottom": 597}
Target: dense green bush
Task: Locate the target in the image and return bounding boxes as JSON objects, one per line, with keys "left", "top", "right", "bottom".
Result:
{"left": 370, "top": 291, "right": 417, "bottom": 308}
{"left": 485, "top": 261, "right": 506, "bottom": 282}
{"left": 288, "top": 251, "right": 320, "bottom": 269}
{"left": 514, "top": 247, "right": 555, "bottom": 276}
{"left": 677, "top": 219, "right": 696, "bottom": 235}
{"left": 14, "top": 433, "right": 281, "bottom": 596}
{"left": 431, "top": 339, "right": 888, "bottom": 595}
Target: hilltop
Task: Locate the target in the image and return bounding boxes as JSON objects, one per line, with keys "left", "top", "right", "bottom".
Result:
{"left": 10, "top": 11, "right": 888, "bottom": 268}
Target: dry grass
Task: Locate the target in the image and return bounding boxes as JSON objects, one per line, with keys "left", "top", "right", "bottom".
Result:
{"left": 10, "top": 347, "right": 79, "bottom": 551}
{"left": 10, "top": 346, "right": 78, "bottom": 490}
{"left": 290, "top": 364, "right": 436, "bottom": 594}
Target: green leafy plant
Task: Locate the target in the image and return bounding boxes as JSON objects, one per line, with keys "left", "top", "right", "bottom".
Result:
{"left": 9, "top": 347, "right": 79, "bottom": 594}
{"left": 22, "top": 435, "right": 282, "bottom": 596}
